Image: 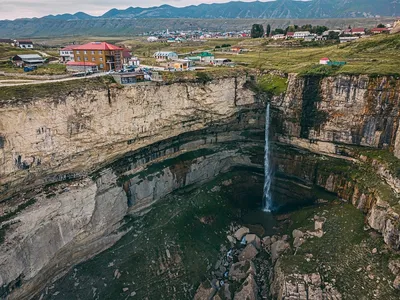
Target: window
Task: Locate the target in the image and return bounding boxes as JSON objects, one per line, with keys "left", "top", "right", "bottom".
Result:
{"left": 84, "top": 51, "right": 87, "bottom": 54}
{"left": 76, "top": 50, "right": 80, "bottom": 54}
{"left": 77, "top": 57, "right": 81, "bottom": 61}
{"left": 92, "top": 57, "right": 95, "bottom": 61}
{"left": 99, "top": 64, "right": 104, "bottom": 69}
{"left": 84, "top": 57, "right": 88, "bottom": 61}
{"left": 98, "top": 51, "right": 102, "bottom": 54}
{"left": 91, "top": 51, "right": 95, "bottom": 55}
{"left": 99, "top": 57, "right": 103, "bottom": 61}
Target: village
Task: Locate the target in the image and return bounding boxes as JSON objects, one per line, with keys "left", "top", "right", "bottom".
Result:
{"left": 0, "top": 20, "right": 399, "bottom": 85}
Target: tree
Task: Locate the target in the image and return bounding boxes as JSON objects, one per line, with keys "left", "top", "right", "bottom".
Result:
{"left": 266, "top": 24, "right": 271, "bottom": 37}
{"left": 377, "top": 23, "right": 386, "bottom": 28}
{"left": 273, "top": 28, "right": 285, "bottom": 35}
{"left": 327, "top": 31, "right": 340, "bottom": 40}
{"left": 251, "top": 24, "right": 264, "bottom": 38}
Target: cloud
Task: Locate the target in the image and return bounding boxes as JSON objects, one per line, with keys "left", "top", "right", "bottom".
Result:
{"left": 0, "top": 0, "right": 276, "bottom": 20}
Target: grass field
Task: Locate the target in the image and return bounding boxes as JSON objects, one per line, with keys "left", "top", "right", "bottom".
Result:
{"left": 2, "top": 33, "right": 400, "bottom": 76}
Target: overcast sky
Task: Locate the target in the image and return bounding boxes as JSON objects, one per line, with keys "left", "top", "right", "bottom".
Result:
{"left": 0, "top": 0, "right": 279, "bottom": 20}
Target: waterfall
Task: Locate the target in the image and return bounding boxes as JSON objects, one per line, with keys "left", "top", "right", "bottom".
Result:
{"left": 263, "top": 103, "right": 272, "bottom": 212}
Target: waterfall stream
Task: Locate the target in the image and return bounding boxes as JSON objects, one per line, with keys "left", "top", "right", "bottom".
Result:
{"left": 263, "top": 103, "right": 272, "bottom": 212}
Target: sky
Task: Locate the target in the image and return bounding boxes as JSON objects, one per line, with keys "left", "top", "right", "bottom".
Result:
{"left": 0, "top": 0, "right": 279, "bottom": 20}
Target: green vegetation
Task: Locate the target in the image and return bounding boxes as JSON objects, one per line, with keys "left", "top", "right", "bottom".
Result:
{"left": 227, "top": 34, "right": 400, "bottom": 76}
{"left": 29, "top": 64, "right": 67, "bottom": 75}
{"left": 40, "top": 171, "right": 259, "bottom": 300}
{"left": 250, "top": 24, "right": 265, "bottom": 38}
{"left": 255, "top": 74, "right": 288, "bottom": 95}
{"left": 0, "top": 76, "right": 114, "bottom": 101}
{"left": 279, "top": 202, "right": 400, "bottom": 299}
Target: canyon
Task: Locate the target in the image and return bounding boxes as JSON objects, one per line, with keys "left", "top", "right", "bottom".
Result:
{"left": 1, "top": 73, "right": 400, "bottom": 299}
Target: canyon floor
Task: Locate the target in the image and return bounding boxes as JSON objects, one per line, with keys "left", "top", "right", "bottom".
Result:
{"left": 34, "top": 169, "right": 400, "bottom": 300}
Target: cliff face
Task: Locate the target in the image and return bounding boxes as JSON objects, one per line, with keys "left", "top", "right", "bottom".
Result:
{"left": 0, "top": 77, "right": 265, "bottom": 299}
{"left": 272, "top": 74, "right": 400, "bottom": 154}
{"left": 0, "top": 77, "right": 253, "bottom": 199}
{"left": 2, "top": 73, "right": 400, "bottom": 299}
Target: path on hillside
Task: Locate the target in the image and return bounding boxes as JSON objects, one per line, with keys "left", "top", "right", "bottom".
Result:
{"left": 0, "top": 72, "right": 108, "bottom": 87}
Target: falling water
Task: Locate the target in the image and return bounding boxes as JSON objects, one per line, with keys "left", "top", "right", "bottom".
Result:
{"left": 263, "top": 103, "right": 272, "bottom": 212}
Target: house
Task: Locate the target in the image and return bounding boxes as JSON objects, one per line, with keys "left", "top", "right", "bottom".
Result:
{"left": 122, "top": 49, "right": 132, "bottom": 64}
{"left": 272, "top": 34, "right": 285, "bottom": 40}
{"left": 12, "top": 54, "right": 44, "bottom": 67}
{"left": 285, "top": 32, "right": 295, "bottom": 39}
{"left": 168, "top": 59, "right": 194, "bottom": 70}
{"left": 339, "top": 36, "right": 359, "bottom": 43}
{"left": 72, "top": 42, "right": 124, "bottom": 72}
{"left": 304, "top": 35, "right": 317, "bottom": 42}
{"left": 66, "top": 61, "right": 98, "bottom": 72}
{"left": 128, "top": 56, "right": 140, "bottom": 66}
{"left": 293, "top": 31, "right": 311, "bottom": 39}
{"left": 0, "top": 39, "right": 13, "bottom": 44}
{"left": 231, "top": 46, "right": 242, "bottom": 53}
{"left": 343, "top": 28, "right": 352, "bottom": 35}
{"left": 371, "top": 28, "right": 390, "bottom": 34}
{"left": 112, "top": 72, "right": 145, "bottom": 84}
{"left": 147, "top": 36, "right": 158, "bottom": 42}
{"left": 319, "top": 58, "right": 330, "bottom": 65}
{"left": 15, "top": 40, "right": 34, "bottom": 49}
{"left": 351, "top": 28, "right": 366, "bottom": 35}
{"left": 59, "top": 45, "right": 75, "bottom": 63}
{"left": 153, "top": 51, "right": 178, "bottom": 61}
{"left": 198, "top": 52, "right": 214, "bottom": 63}
{"left": 213, "top": 58, "right": 232, "bottom": 66}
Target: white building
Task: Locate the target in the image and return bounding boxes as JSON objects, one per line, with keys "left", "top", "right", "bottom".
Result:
{"left": 153, "top": 51, "right": 178, "bottom": 61}
{"left": 319, "top": 58, "right": 330, "bottom": 65}
{"left": 147, "top": 36, "right": 158, "bottom": 42}
{"left": 272, "top": 34, "right": 285, "bottom": 40}
{"left": 15, "top": 40, "right": 33, "bottom": 49}
{"left": 293, "top": 31, "right": 311, "bottom": 39}
{"left": 59, "top": 45, "right": 75, "bottom": 63}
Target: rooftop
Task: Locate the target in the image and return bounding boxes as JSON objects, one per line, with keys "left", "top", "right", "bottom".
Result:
{"left": 66, "top": 61, "right": 97, "bottom": 66}
{"left": 72, "top": 42, "right": 123, "bottom": 51}
{"left": 61, "top": 45, "right": 76, "bottom": 51}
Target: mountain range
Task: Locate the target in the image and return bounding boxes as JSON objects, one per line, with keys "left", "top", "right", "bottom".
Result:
{"left": 1, "top": 0, "right": 399, "bottom": 38}
{"left": 14, "top": 0, "right": 400, "bottom": 21}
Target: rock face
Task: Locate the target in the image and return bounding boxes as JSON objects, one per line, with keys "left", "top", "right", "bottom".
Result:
{"left": 0, "top": 77, "right": 255, "bottom": 199}
{"left": 272, "top": 74, "right": 400, "bottom": 156}
{"left": 233, "top": 274, "right": 258, "bottom": 300}
{"left": 0, "top": 77, "right": 263, "bottom": 299}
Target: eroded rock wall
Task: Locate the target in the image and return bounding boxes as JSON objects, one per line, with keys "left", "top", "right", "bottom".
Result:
{"left": 0, "top": 77, "right": 255, "bottom": 200}
{"left": 271, "top": 74, "right": 400, "bottom": 155}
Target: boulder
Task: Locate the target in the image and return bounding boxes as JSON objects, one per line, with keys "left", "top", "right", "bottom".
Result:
{"left": 293, "top": 237, "right": 305, "bottom": 248}
{"left": 194, "top": 282, "right": 217, "bottom": 300}
{"left": 245, "top": 234, "right": 261, "bottom": 249}
{"left": 227, "top": 235, "right": 236, "bottom": 244}
{"left": 234, "top": 227, "right": 249, "bottom": 241}
{"left": 233, "top": 274, "right": 258, "bottom": 300}
{"left": 229, "top": 260, "right": 256, "bottom": 281}
{"left": 214, "top": 283, "right": 232, "bottom": 300}
{"left": 292, "top": 229, "right": 304, "bottom": 239}
{"left": 271, "top": 240, "right": 290, "bottom": 262}
{"left": 314, "top": 216, "right": 326, "bottom": 231}
{"left": 393, "top": 276, "right": 400, "bottom": 290}
{"left": 262, "top": 236, "right": 272, "bottom": 247}
{"left": 389, "top": 260, "right": 400, "bottom": 275}
{"left": 238, "top": 244, "right": 259, "bottom": 261}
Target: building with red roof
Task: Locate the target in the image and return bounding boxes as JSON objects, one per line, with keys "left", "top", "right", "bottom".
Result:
{"left": 72, "top": 42, "right": 124, "bottom": 71}
{"left": 371, "top": 27, "right": 390, "bottom": 34}
{"left": 286, "top": 32, "right": 295, "bottom": 39}
{"left": 319, "top": 57, "right": 330, "bottom": 65}
{"left": 351, "top": 28, "right": 366, "bottom": 35}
